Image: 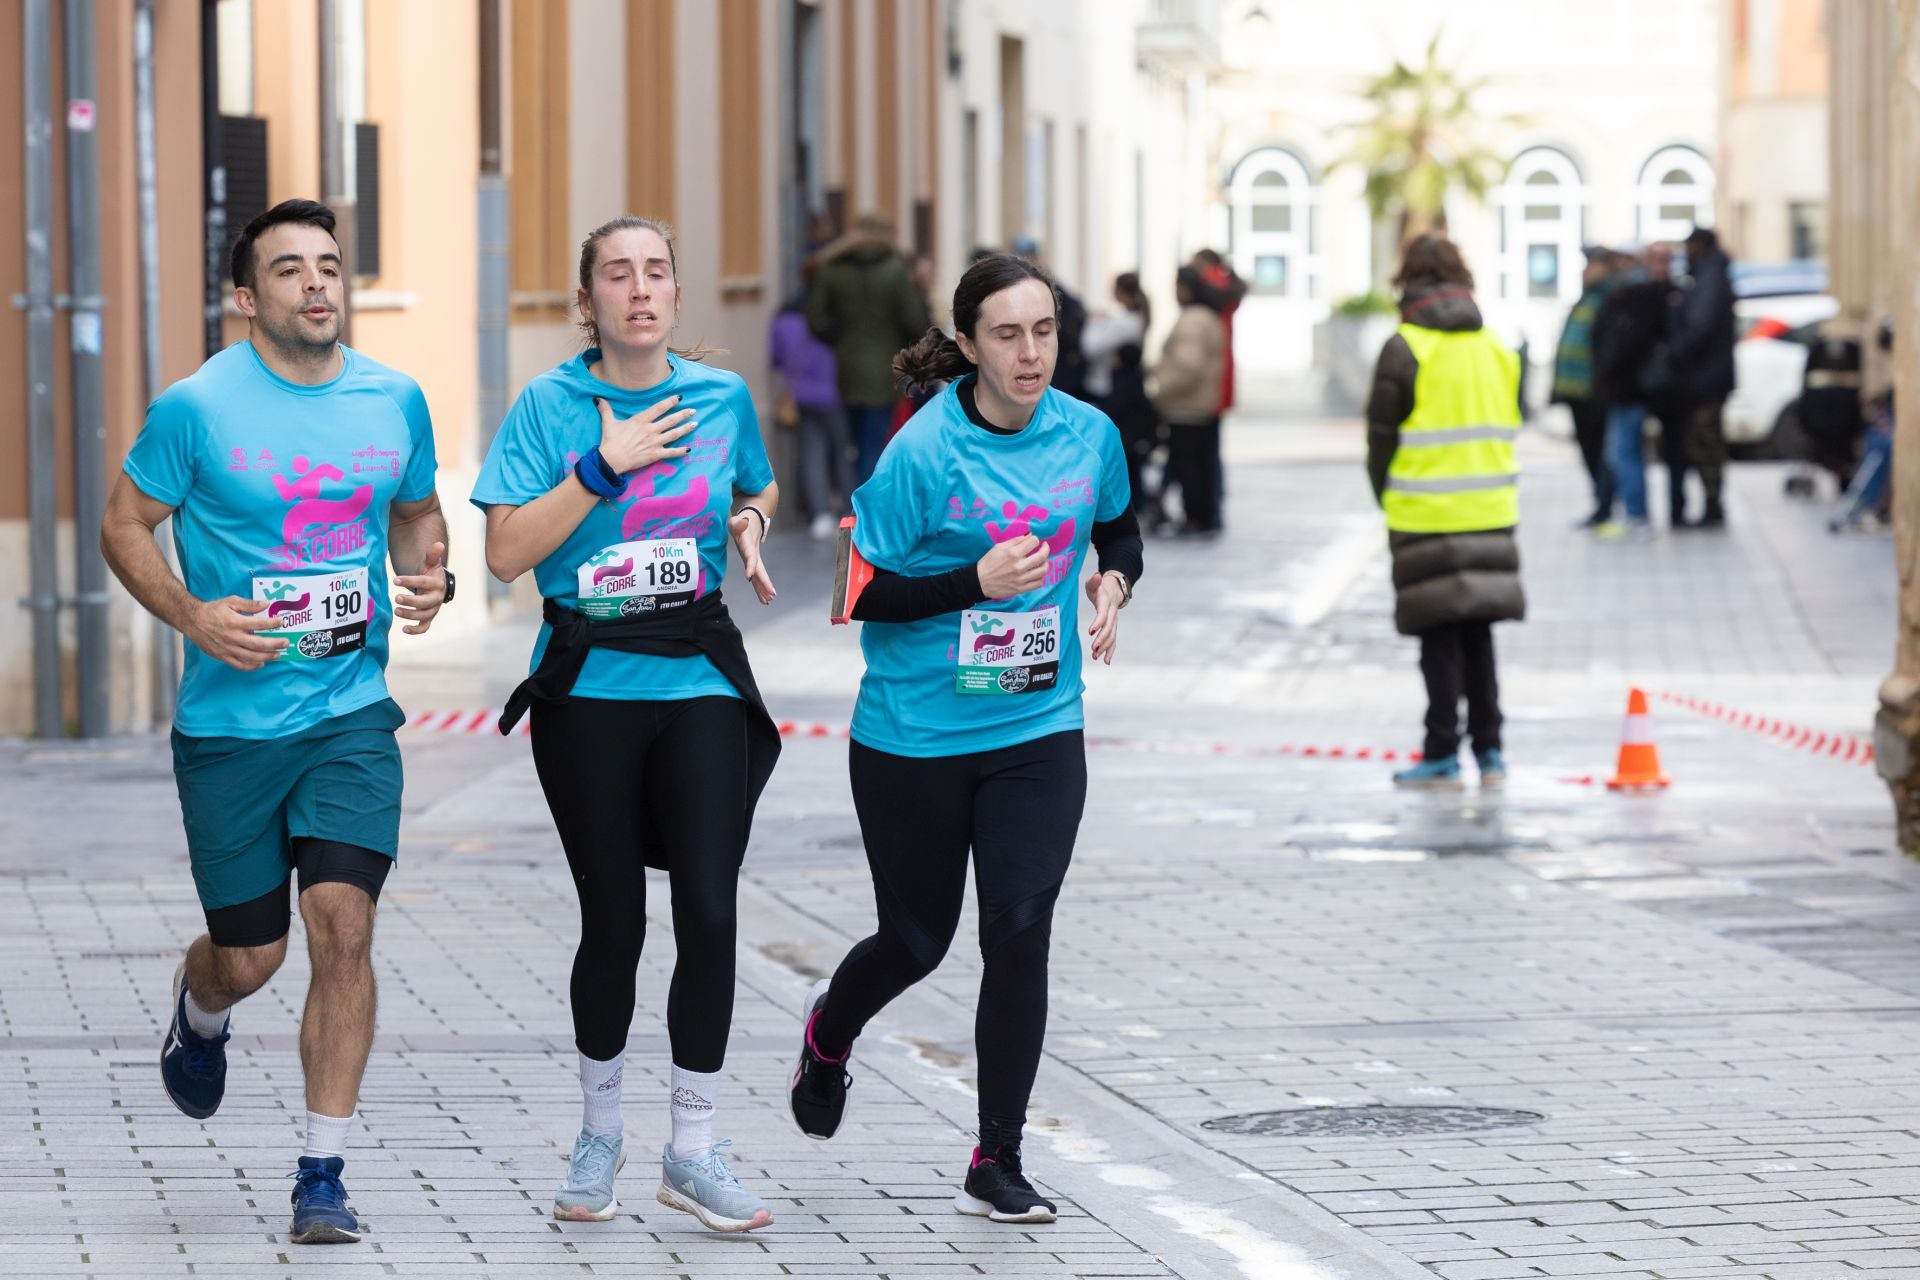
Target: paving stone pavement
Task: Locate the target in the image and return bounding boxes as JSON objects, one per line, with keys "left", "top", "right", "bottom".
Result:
{"left": 4, "top": 416, "right": 1917, "bottom": 1279}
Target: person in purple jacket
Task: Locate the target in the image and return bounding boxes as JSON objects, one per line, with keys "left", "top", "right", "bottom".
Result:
{"left": 770, "top": 266, "right": 854, "bottom": 540}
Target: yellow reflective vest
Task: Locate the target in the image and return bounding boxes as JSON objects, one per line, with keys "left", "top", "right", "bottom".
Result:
{"left": 1382, "top": 324, "right": 1522, "bottom": 534}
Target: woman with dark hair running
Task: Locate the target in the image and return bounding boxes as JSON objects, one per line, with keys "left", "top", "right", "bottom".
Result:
{"left": 473, "top": 217, "right": 781, "bottom": 1232}
{"left": 788, "top": 254, "right": 1143, "bottom": 1223}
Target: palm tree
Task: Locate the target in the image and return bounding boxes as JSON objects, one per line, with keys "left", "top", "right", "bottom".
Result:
{"left": 1337, "top": 35, "right": 1510, "bottom": 245}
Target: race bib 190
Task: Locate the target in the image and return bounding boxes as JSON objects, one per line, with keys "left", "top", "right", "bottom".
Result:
{"left": 956, "top": 606, "right": 1061, "bottom": 696}
{"left": 576, "top": 538, "right": 699, "bottom": 619}
{"left": 253, "top": 568, "right": 371, "bottom": 661}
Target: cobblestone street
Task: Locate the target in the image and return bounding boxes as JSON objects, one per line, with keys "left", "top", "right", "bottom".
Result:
{"left": 5, "top": 417, "right": 1916, "bottom": 1279}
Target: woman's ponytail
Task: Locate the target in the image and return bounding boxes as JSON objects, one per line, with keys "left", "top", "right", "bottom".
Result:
{"left": 892, "top": 327, "right": 975, "bottom": 396}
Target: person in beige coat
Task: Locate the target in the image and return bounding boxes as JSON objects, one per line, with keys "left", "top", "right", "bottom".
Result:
{"left": 1150, "top": 267, "right": 1226, "bottom": 534}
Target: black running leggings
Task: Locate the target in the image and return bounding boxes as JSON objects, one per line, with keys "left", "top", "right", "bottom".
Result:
{"left": 813, "top": 730, "right": 1087, "bottom": 1150}
{"left": 529, "top": 695, "right": 747, "bottom": 1070}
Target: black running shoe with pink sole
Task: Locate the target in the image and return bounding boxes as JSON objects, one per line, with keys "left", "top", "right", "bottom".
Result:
{"left": 789, "top": 978, "right": 852, "bottom": 1140}
{"left": 953, "top": 1145, "right": 1057, "bottom": 1223}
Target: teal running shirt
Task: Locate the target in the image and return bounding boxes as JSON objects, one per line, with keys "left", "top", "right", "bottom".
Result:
{"left": 122, "top": 341, "right": 439, "bottom": 739}
{"left": 849, "top": 379, "right": 1130, "bottom": 757}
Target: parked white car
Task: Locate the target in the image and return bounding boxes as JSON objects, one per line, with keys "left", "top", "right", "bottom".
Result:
{"left": 1723, "top": 292, "right": 1838, "bottom": 455}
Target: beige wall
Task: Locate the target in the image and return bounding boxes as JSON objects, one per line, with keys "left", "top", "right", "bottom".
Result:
{"left": 1721, "top": 0, "right": 1828, "bottom": 260}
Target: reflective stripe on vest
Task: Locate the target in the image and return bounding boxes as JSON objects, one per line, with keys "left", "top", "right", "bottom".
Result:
{"left": 1383, "top": 323, "right": 1522, "bottom": 534}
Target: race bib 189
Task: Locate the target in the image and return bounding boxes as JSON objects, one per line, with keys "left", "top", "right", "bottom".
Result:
{"left": 956, "top": 606, "right": 1061, "bottom": 696}
{"left": 253, "top": 568, "right": 371, "bottom": 661}
{"left": 576, "top": 538, "right": 699, "bottom": 619}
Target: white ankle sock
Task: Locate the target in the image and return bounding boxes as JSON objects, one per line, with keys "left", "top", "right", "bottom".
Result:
{"left": 579, "top": 1052, "right": 624, "bottom": 1137}
{"left": 303, "top": 1111, "right": 352, "bottom": 1161}
{"left": 669, "top": 1064, "right": 719, "bottom": 1160}
{"left": 182, "top": 984, "right": 228, "bottom": 1038}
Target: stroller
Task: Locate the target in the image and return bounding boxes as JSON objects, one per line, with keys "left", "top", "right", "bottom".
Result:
{"left": 1783, "top": 333, "right": 1865, "bottom": 502}
{"left": 1829, "top": 318, "right": 1895, "bottom": 532}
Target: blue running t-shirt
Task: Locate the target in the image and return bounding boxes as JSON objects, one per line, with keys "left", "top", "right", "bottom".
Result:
{"left": 470, "top": 351, "right": 775, "bottom": 702}
{"left": 123, "top": 341, "right": 439, "bottom": 739}
{"left": 849, "top": 379, "right": 1130, "bottom": 757}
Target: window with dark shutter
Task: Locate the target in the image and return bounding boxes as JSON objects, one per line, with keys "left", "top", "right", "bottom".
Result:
{"left": 219, "top": 115, "right": 270, "bottom": 266}
{"left": 355, "top": 122, "right": 381, "bottom": 280}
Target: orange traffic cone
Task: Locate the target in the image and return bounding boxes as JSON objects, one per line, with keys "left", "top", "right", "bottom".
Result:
{"left": 1606, "top": 688, "right": 1670, "bottom": 791}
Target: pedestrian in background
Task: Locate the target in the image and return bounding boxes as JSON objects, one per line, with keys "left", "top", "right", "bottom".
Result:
{"left": 1151, "top": 267, "right": 1226, "bottom": 536}
{"left": 1192, "top": 249, "right": 1246, "bottom": 526}
{"left": 770, "top": 264, "right": 854, "bottom": 540}
{"left": 1592, "top": 243, "right": 1675, "bottom": 538}
{"left": 1666, "top": 226, "right": 1736, "bottom": 528}
{"left": 1082, "top": 271, "right": 1158, "bottom": 523}
{"left": 1550, "top": 246, "right": 1621, "bottom": 527}
{"left": 1365, "top": 234, "right": 1524, "bottom": 788}
{"left": 808, "top": 213, "right": 932, "bottom": 484}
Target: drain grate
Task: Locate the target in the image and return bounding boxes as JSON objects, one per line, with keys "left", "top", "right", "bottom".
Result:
{"left": 1202, "top": 1104, "right": 1544, "bottom": 1138}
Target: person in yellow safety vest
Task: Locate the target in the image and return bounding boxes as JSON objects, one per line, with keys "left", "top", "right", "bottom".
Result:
{"left": 1364, "top": 234, "right": 1527, "bottom": 790}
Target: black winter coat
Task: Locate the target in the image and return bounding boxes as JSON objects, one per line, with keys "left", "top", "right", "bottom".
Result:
{"left": 1591, "top": 270, "right": 1673, "bottom": 404}
{"left": 1668, "top": 249, "right": 1736, "bottom": 403}
{"left": 1364, "top": 286, "right": 1527, "bottom": 637}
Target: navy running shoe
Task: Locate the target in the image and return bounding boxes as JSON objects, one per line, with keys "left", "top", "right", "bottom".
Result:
{"left": 160, "top": 961, "right": 229, "bottom": 1119}
{"left": 288, "top": 1155, "right": 361, "bottom": 1244}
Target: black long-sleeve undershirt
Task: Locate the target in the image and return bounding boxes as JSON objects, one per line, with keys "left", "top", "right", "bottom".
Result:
{"left": 849, "top": 377, "right": 1144, "bottom": 623}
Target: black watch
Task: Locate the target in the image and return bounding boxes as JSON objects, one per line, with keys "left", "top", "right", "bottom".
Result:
{"left": 441, "top": 567, "right": 457, "bottom": 604}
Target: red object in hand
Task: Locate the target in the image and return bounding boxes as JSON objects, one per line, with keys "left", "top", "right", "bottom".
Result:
{"left": 830, "top": 517, "right": 874, "bottom": 625}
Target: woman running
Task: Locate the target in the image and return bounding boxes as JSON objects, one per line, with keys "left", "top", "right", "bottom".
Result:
{"left": 788, "top": 254, "right": 1142, "bottom": 1223}
{"left": 473, "top": 217, "right": 781, "bottom": 1232}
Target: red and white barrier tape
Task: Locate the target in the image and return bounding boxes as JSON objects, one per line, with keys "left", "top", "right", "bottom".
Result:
{"left": 1655, "top": 691, "right": 1875, "bottom": 767}
{"left": 400, "top": 708, "right": 1421, "bottom": 761}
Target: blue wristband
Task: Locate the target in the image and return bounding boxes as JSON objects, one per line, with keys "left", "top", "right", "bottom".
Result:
{"left": 575, "top": 448, "right": 624, "bottom": 501}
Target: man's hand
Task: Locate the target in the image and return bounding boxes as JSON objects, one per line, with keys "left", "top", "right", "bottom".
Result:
{"left": 729, "top": 513, "right": 776, "bottom": 604}
{"left": 186, "top": 597, "right": 288, "bottom": 671}
{"left": 394, "top": 541, "right": 447, "bottom": 635}
{"left": 977, "top": 535, "right": 1048, "bottom": 600}
{"left": 1084, "top": 570, "right": 1125, "bottom": 665}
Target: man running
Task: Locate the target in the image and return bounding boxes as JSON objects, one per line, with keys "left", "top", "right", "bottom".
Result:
{"left": 100, "top": 198, "right": 449, "bottom": 1245}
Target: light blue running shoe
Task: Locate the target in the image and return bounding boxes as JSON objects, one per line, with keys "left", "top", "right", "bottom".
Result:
{"left": 1476, "top": 749, "right": 1508, "bottom": 785}
{"left": 656, "top": 1139, "right": 774, "bottom": 1232}
{"left": 1392, "top": 756, "right": 1462, "bottom": 789}
{"left": 554, "top": 1128, "right": 626, "bottom": 1222}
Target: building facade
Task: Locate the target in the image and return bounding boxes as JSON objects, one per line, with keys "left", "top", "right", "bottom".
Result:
{"left": 1718, "top": 0, "right": 1828, "bottom": 263}
{"left": 3, "top": 0, "right": 1224, "bottom": 737}
{"left": 1199, "top": 0, "right": 1721, "bottom": 385}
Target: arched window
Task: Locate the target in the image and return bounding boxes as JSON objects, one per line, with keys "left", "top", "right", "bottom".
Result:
{"left": 1495, "top": 147, "right": 1584, "bottom": 305}
{"left": 1228, "top": 148, "right": 1315, "bottom": 299}
{"left": 1636, "top": 146, "right": 1715, "bottom": 244}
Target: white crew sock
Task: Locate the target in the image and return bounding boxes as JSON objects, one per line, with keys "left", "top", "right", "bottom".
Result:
{"left": 579, "top": 1052, "right": 625, "bottom": 1137}
{"left": 669, "top": 1064, "right": 719, "bottom": 1161}
{"left": 303, "top": 1111, "right": 352, "bottom": 1161}
{"left": 182, "top": 984, "right": 229, "bottom": 1038}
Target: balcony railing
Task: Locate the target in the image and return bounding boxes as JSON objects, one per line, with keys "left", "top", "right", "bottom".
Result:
{"left": 1137, "top": 0, "right": 1221, "bottom": 71}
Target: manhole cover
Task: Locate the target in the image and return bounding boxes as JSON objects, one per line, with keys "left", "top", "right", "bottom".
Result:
{"left": 1202, "top": 1105, "right": 1544, "bottom": 1138}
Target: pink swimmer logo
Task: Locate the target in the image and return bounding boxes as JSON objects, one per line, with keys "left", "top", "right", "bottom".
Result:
{"left": 274, "top": 457, "right": 373, "bottom": 545}
{"left": 268, "top": 593, "right": 311, "bottom": 618}
{"left": 973, "top": 628, "right": 1015, "bottom": 652}
{"left": 619, "top": 462, "right": 711, "bottom": 539}
{"left": 985, "top": 501, "right": 1078, "bottom": 586}
{"left": 264, "top": 455, "right": 374, "bottom": 570}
